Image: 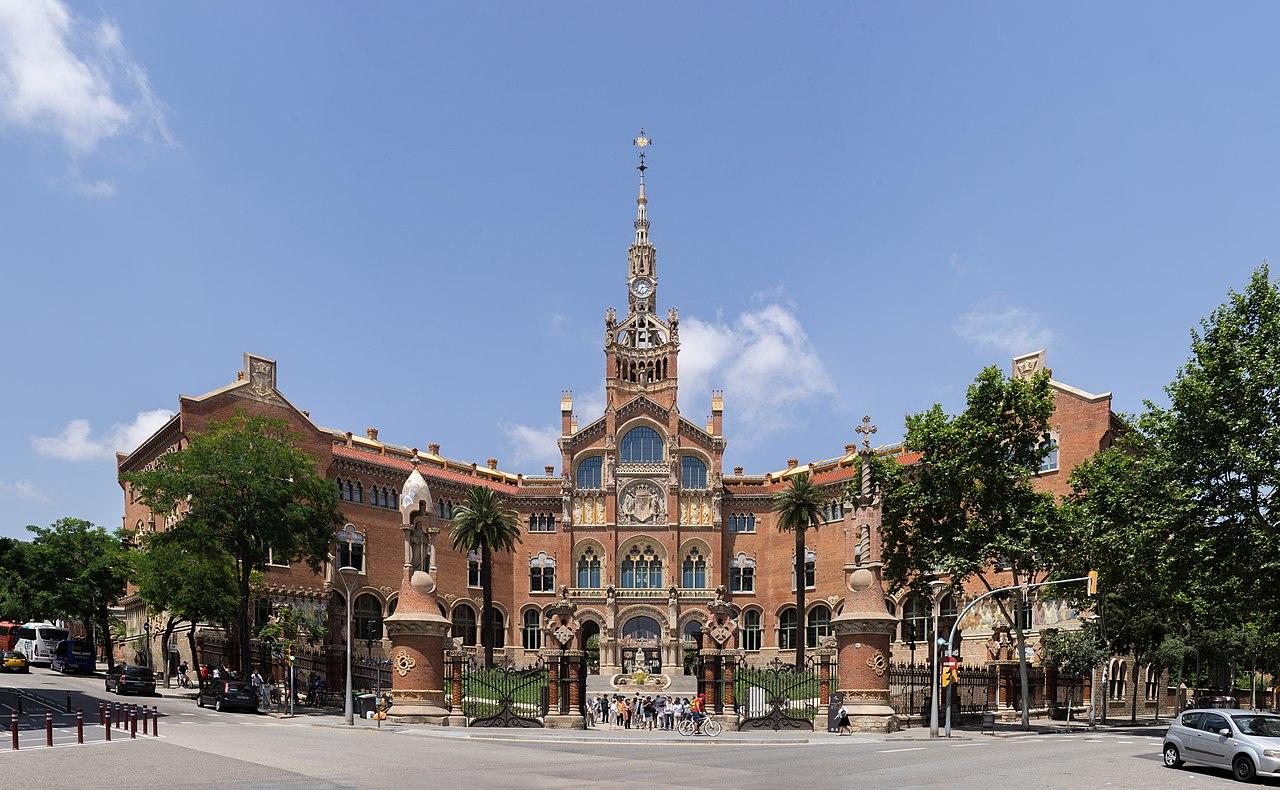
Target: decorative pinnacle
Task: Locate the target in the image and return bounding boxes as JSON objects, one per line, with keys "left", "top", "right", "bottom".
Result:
{"left": 855, "top": 415, "right": 878, "bottom": 451}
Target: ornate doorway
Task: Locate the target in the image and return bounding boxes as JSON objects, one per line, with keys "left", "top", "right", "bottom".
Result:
{"left": 621, "top": 615, "right": 662, "bottom": 674}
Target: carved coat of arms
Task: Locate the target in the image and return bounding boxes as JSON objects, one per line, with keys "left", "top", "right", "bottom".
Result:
{"left": 620, "top": 481, "right": 666, "bottom": 525}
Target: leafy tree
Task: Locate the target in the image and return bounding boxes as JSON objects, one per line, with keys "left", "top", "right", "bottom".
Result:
{"left": 773, "top": 471, "right": 825, "bottom": 668}
{"left": 133, "top": 522, "right": 240, "bottom": 683}
{"left": 448, "top": 485, "right": 522, "bottom": 668}
{"left": 0, "top": 538, "right": 36, "bottom": 622}
{"left": 1040, "top": 627, "right": 1109, "bottom": 724}
{"left": 124, "top": 412, "right": 345, "bottom": 677}
{"left": 880, "top": 366, "right": 1060, "bottom": 729}
{"left": 24, "top": 518, "right": 132, "bottom": 671}
{"left": 258, "top": 603, "right": 326, "bottom": 658}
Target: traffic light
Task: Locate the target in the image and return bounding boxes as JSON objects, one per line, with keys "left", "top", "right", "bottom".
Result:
{"left": 1087, "top": 570, "right": 1099, "bottom": 596}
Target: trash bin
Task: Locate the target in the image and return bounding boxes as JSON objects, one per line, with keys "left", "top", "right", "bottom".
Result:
{"left": 355, "top": 693, "right": 377, "bottom": 718}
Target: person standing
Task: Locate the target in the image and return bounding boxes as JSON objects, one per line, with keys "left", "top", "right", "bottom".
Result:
{"left": 836, "top": 704, "right": 852, "bottom": 736}
{"left": 654, "top": 695, "right": 667, "bottom": 730}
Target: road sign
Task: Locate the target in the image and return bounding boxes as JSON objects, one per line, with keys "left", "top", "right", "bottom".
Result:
{"left": 942, "top": 655, "right": 958, "bottom": 669}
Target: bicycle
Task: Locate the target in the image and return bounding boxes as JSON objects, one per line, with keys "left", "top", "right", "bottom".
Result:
{"left": 677, "top": 716, "right": 722, "bottom": 737}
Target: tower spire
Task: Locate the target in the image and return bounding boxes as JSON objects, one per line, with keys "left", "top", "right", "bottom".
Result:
{"left": 633, "top": 129, "right": 651, "bottom": 247}
{"left": 626, "top": 129, "right": 657, "bottom": 313}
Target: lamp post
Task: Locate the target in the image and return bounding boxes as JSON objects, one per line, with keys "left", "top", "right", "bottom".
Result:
{"left": 142, "top": 621, "right": 152, "bottom": 669}
{"left": 927, "top": 579, "right": 945, "bottom": 738}
{"left": 335, "top": 564, "right": 361, "bottom": 727}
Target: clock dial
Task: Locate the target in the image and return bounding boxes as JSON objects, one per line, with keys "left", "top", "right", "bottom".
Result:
{"left": 632, "top": 279, "right": 651, "bottom": 297}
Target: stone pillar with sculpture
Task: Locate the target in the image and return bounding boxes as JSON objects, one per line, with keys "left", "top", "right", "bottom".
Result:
{"left": 830, "top": 416, "right": 900, "bottom": 732}
{"left": 699, "top": 586, "right": 742, "bottom": 723}
{"left": 383, "top": 467, "right": 454, "bottom": 725}
{"left": 541, "top": 587, "right": 587, "bottom": 729}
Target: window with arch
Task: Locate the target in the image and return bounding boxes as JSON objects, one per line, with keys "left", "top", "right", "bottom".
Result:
{"left": 1109, "top": 659, "right": 1128, "bottom": 700}
{"left": 576, "top": 547, "right": 602, "bottom": 589}
{"left": 1144, "top": 665, "right": 1159, "bottom": 701}
{"left": 620, "top": 426, "right": 664, "bottom": 464}
{"left": 681, "top": 547, "right": 708, "bottom": 589}
{"left": 436, "top": 499, "right": 455, "bottom": 520}
{"left": 742, "top": 610, "right": 762, "bottom": 652}
{"left": 680, "top": 456, "right": 708, "bottom": 489}
{"left": 337, "top": 528, "right": 365, "bottom": 573}
{"left": 822, "top": 499, "right": 845, "bottom": 522}
{"left": 485, "top": 609, "right": 505, "bottom": 648}
{"left": 621, "top": 544, "right": 663, "bottom": 589}
{"left": 522, "top": 609, "right": 542, "bottom": 650}
{"left": 901, "top": 595, "right": 930, "bottom": 644}
{"left": 529, "top": 552, "right": 556, "bottom": 593}
{"left": 729, "top": 553, "right": 755, "bottom": 593}
{"left": 791, "top": 548, "right": 816, "bottom": 590}
{"left": 806, "top": 605, "right": 833, "bottom": 648}
{"left": 352, "top": 593, "right": 383, "bottom": 641}
{"left": 884, "top": 598, "right": 897, "bottom": 617}
{"left": 576, "top": 456, "right": 603, "bottom": 489}
{"left": 355, "top": 481, "right": 363, "bottom": 504}
{"left": 451, "top": 603, "right": 477, "bottom": 647}
{"left": 467, "top": 551, "right": 481, "bottom": 588}
{"left": 778, "top": 607, "right": 799, "bottom": 650}
{"left": 682, "top": 619, "right": 703, "bottom": 645}
{"left": 386, "top": 597, "right": 398, "bottom": 617}
{"left": 528, "top": 513, "right": 556, "bottom": 533}
{"left": 729, "top": 513, "right": 757, "bottom": 533}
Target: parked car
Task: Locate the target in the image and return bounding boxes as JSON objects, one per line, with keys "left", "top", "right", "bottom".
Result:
{"left": 1195, "top": 695, "right": 1240, "bottom": 709}
{"left": 196, "top": 677, "right": 259, "bottom": 713}
{"left": 1163, "top": 708, "right": 1280, "bottom": 782}
{"left": 50, "top": 639, "right": 96, "bottom": 675}
{"left": 1, "top": 650, "right": 29, "bottom": 673}
{"left": 105, "top": 665, "right": 156, "bottom": 695}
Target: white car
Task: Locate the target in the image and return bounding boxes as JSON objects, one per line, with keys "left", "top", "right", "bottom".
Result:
{"left": 1162, "top": 708, "right": 1280, "bottom": 782}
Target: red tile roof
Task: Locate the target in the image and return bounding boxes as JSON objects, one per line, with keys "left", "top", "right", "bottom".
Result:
{"left": 331, "top": 445, "right": 520, "bottom": 492}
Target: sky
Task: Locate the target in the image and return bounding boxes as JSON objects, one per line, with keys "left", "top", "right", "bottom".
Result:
{"left": 1, "top": 1, "right": 1278, "bottom": 539}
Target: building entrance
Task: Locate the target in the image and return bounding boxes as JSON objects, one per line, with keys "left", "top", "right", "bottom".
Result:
{"left": 621, "top": 616, "right": 662, "bottom": 674}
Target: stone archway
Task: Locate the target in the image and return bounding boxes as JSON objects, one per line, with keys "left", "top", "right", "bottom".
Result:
{"left": 620, "top": 614, "right": 663, "bottom": 675}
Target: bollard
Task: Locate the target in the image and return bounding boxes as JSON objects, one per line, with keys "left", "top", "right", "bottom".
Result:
{"left": 130, "top": 706, "right": 136, "bottom": 739}
{"left": 10, "top": 712, "right": 16, "bottom": 750}
{"left": 45, "top": 713, "right": 52, "bottom": 747}
{"left": 77, "top": 711, "right": 84, "bottom": 744}
{"left": 16, "top": 697, "right": 22, "bottom": 715}
{"left": 104, "top": 710, "right": 111, "bottom": 741}
{"left": 98, "top": 701, "right": 104, "bottom": 726}
{"left": 66, "top": 691, "right": 72, "bottom": 713}
{"left": 152, "top": 706, "right": 158, "bottom": 736}
{"left": 141, "top": 706, "right": 147, "bottom": 736}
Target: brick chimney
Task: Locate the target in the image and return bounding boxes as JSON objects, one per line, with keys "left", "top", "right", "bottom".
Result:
{"left": 733, "top": 466, "right": 744, "bottom": 476}
{"left": 486, "top": 458, "right": 498, "bottom": 470}
{"left": 544, "top": 465, "right": 555, "bottom": 476}
{"left": 366, "top": 427, "right": 379, "bottom": 441}
{"left": 428, "top": 443, "right": 440, "bottom": 456}
{"left": 787, "top": 458, "right": 799, "bottom": 470}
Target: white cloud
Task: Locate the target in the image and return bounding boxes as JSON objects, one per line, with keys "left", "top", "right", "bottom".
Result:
{"left": 679, "top": 301, "right": 836, "bottom": 443}
{"left": 0, "top": 0, "right": 170, "bottom": 191}
{"left": 500, "top": 422, "right": 562, "bottom": 471}
{"left": 32, "top": 408, "right": 174, "bottom": 461}
{"left": 953, "top": 303, "right": 1054, "bottom": 356}
{"left": 0, "top": 480, "right": 50, "bottom": 503}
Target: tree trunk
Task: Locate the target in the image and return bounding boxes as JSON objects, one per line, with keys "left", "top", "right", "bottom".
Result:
{"left": 794, "top": 525, "right": 806, "bottom": 669}
{"left": 160, "top": 615, "right": 178, "bottom": 687}
{"left": 1130, "top": 654, "right": 1140, "bottom": 724}
{"left": 237, "top": 563, "right": 252, "bottom": 678}
{"left": 1012, "top": 601, "right": 1031, "bottom": 730}
{"left": 481, "top": 543, "right": 494, "bottom": 669}
{"left": 98, "top": 603, "right": 115, "bottom": 672}
{"left": 187, "top": 623, "right": 200, "bottom": 676}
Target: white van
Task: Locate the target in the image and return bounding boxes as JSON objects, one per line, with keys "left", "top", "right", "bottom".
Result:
{"left": 14, "top": 622, "right": 68, "bottom": 666}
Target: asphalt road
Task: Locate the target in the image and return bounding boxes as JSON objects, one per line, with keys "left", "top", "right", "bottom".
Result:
{"left": 3, "top": 666, "right": 1274, "bottom": 789}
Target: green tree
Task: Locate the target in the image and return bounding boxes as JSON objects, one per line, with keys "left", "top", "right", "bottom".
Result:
{"left": 0, "top": 538, "right": 36, "bottom": 622}
{"left": 448, "top": 485, "right": 522, "bottom": 668}
{"left": 258, "top": 603, "right": 326, "bottom": 658}
{"left": 124, "top": 412, "right": 345, "bottom": 677}
{"left": 133, "top": 522, "right": 240, "bottom": 683}
{"left": 879, "top": 366, "right": 1060, "bottom": 729}
{"left": 1040, "top": 626, "right": 1109, "bottom": 723}
{"left": 773, "top": 471, "right": 825, "bottom": 668}
{"left": 25, "top": 518, "right": 132, "bottom": 671}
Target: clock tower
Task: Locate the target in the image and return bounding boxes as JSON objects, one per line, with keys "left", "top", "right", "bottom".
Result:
{"left": 627, "top": 133, "right": 657, "bottom": 314}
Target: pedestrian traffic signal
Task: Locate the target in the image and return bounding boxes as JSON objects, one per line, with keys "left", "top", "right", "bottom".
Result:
{"left": 1087, "top": 570, "right": 1099, "bottom": 596}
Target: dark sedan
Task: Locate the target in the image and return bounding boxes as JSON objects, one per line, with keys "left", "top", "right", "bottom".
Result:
{"left": 197, "top": 678, "right": 259, "bottom": 713}
{"left": 105, "top": 665, "right": 156, "bottom": 695}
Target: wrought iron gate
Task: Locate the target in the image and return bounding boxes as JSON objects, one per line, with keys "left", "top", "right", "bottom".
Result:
{"left": 736, "top": 657, "right": 820, "bottom": 731}
{"left": 455, "top": 656, "right": 549, "bottom": 728}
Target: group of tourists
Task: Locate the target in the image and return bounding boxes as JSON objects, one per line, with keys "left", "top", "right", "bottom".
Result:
{"left": 590, "top": 692, "right": 705, "bottom": 731}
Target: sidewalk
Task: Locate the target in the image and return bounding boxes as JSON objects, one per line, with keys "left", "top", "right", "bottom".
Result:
{"left": 888, "top": 719, "right": 1171, "bottom": 739}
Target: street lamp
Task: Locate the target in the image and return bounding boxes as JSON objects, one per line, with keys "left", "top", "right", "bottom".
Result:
{"left": 335, "top": 564, "right": 361, "bottom": 727}
{"left": 927, "top": 579, "right": 945, "bottom": 738}
{"left": 142, "top": 621, "right": 152, "bottom": 669}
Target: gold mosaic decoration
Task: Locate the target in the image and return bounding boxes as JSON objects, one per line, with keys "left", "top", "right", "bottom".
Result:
{"left": 393, "top": 651, "right": 417, "bottom": 677}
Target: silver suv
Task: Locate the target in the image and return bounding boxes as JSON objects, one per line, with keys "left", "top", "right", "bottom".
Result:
{"left": 1163, "top": 708, "right": 1280, "bottom": 782}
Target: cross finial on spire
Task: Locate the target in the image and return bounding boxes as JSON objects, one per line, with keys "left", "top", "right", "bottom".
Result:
{"left": 633, "top": 128, "right": 651, "bottom": 177}
{"left": 855, "top": 415, "right": 878, "bottom": 451}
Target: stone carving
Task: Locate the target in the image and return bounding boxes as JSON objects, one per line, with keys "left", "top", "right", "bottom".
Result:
{"left": 393, "top": 651, "right": 417, "bottom": 677}
{"left": 604, "top": 453, "right": 615, "bottom": 486}
{"left": 619, "top": 481, "right": 667, "bottom": 525}
{"left": 250, "top": 359, "right": 275, "bottom": 398}
{"left": 866, "top": 651, "right": 888, "bottom": 677}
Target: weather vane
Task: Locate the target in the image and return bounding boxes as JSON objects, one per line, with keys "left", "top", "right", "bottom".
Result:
{"left": 633, "top": 128, "right": 651, "bottom": 172}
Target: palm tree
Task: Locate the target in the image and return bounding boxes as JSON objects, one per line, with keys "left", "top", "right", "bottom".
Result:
{"left": 449, "top": 485, "right": 522, "bottom": 668}
{"left": 773, "top": 471, "right": 825, "bottom": 668}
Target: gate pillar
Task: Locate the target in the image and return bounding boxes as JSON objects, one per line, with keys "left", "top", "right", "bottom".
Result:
{"left": 831, "top": 564, "right": 899, "bottom": 733}
{"left": 383, "top": 568, "right": 453, "bottom": 725}
{"left": 541, "top": 588, "right": 587, "bottom": 729}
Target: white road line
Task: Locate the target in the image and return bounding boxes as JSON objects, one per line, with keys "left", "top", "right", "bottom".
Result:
{"left": 877, "top": 747, "right": 926, "bottom": 753}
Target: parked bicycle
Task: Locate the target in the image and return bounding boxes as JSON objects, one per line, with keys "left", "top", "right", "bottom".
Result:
{"left": 677, "top": 717, "right": 722, "bottom": 737}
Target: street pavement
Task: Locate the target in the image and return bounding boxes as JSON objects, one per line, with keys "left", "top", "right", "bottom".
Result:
{"left": 3, "top": 666, "right": 1274, "bottom": 788}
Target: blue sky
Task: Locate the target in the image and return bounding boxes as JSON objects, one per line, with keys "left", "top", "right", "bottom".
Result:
{"left": 1, "top": 2, "right": 1278, "bottom": 539}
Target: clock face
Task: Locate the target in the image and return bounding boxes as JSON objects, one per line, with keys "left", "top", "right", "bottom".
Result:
{"left": 632, "top": 279, "right": 652, "bottom": 297}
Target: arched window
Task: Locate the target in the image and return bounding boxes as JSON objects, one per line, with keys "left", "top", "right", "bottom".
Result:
{"left": 522, "top": 609, "right": 542, "bottom": 651}
{"left": 729, "top": 553, "right": 755, "bottom": 593}
{"left": 576, "top": 456, "right": 603, "bottom": 489}
{"left": 355, "top": 482, "right": 363, "bottom": 504}
{"left": 451, "top": 603, "right": 477, "bottom": 647}
{"left": 682, "top": 619, "right": 703, "bottom": 645}
{"left": 680, "top": 456, "right": 708, "bottom": 489}
{"left": 529, "top": 552, "right": 556, "bottom": 593}
{"left": 528, "top": 513, "right": 556, "bottom": 533}
{"left": 620, "top": 426, "right": 664, "bottom": 464}
{"left": 806, "top": 605, "right": 832, "bottom": 648}
{"left": 345, "top": 480, "right": 354, "bottom": 501}
{"left": 730, "top": 513, "right": 757, "bottom": 534}
{"left": 884, "top": 598, "right": 897, "bottom": 617}
{"left": 1145, "top": 665, "right": 1159, "bottom": 701}
{"left": 576, "top": 547, "right": 602, "bottom": 589}
{"left": 901, "top": 595, "right": 930, "bottom": 644}
{"left": 742, "top": 610, "right": 762, "bottom": 652}
{"left": 779, "top": 607, "right": 798, "bottom": 650}
{"left": 353, "top": 593, "right": 383, "bottom": 641}
{"left": 791, "top": 548, "right": 816, "bottom": 590}
{"left": 681, "top": 547, "right": 707, "bottom": 589}
{"left": 337, "top": 527, "right": 365, "bottom": 573}
{"left": 336, "top": 479, "right": 345, "bottom": 500}
{"left": 621, "top": 544, "right": 662, "bottom": 589}
{"left": 386, "top": 597, "right": 398, "bottom": 617}
{"left": 484, "top": 609, "right": 505, "bottom": 649}
{"left": 467, "top": 550, "right": 481, "bottom": 588}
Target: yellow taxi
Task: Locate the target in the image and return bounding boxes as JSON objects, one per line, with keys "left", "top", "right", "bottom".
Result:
{"left": 1, "top": 651, "right": 29, "bottom": 673}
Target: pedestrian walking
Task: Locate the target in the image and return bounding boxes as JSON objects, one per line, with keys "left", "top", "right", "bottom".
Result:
{"left": 836, "top": 705, "right": 852, "bottom": 735}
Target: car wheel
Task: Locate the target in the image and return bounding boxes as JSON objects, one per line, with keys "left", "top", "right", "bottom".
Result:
{"left": 214, "top": 698, "right": 223, "bottom": 712}
{"left": 1232, "top": 755, "right": 1256, "bottom": 783}
{"left": 196, "top": 694, "right": 204, "bottom": 708}
{"left": 1162, "top": 744, "right": 1183, "bottom": 769}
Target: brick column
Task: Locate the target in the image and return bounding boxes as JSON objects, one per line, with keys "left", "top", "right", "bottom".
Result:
{"left": 547, "top": 656, "right": 560, "bottom": 711}
{"left": 724, "top": 660, "right": 736, "bottom": 708}
{"left": 831, "top": 566, "right": 899, "bottom": 733}
{"left": 383, "top": 569, "right": 453, "bottom": 725}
